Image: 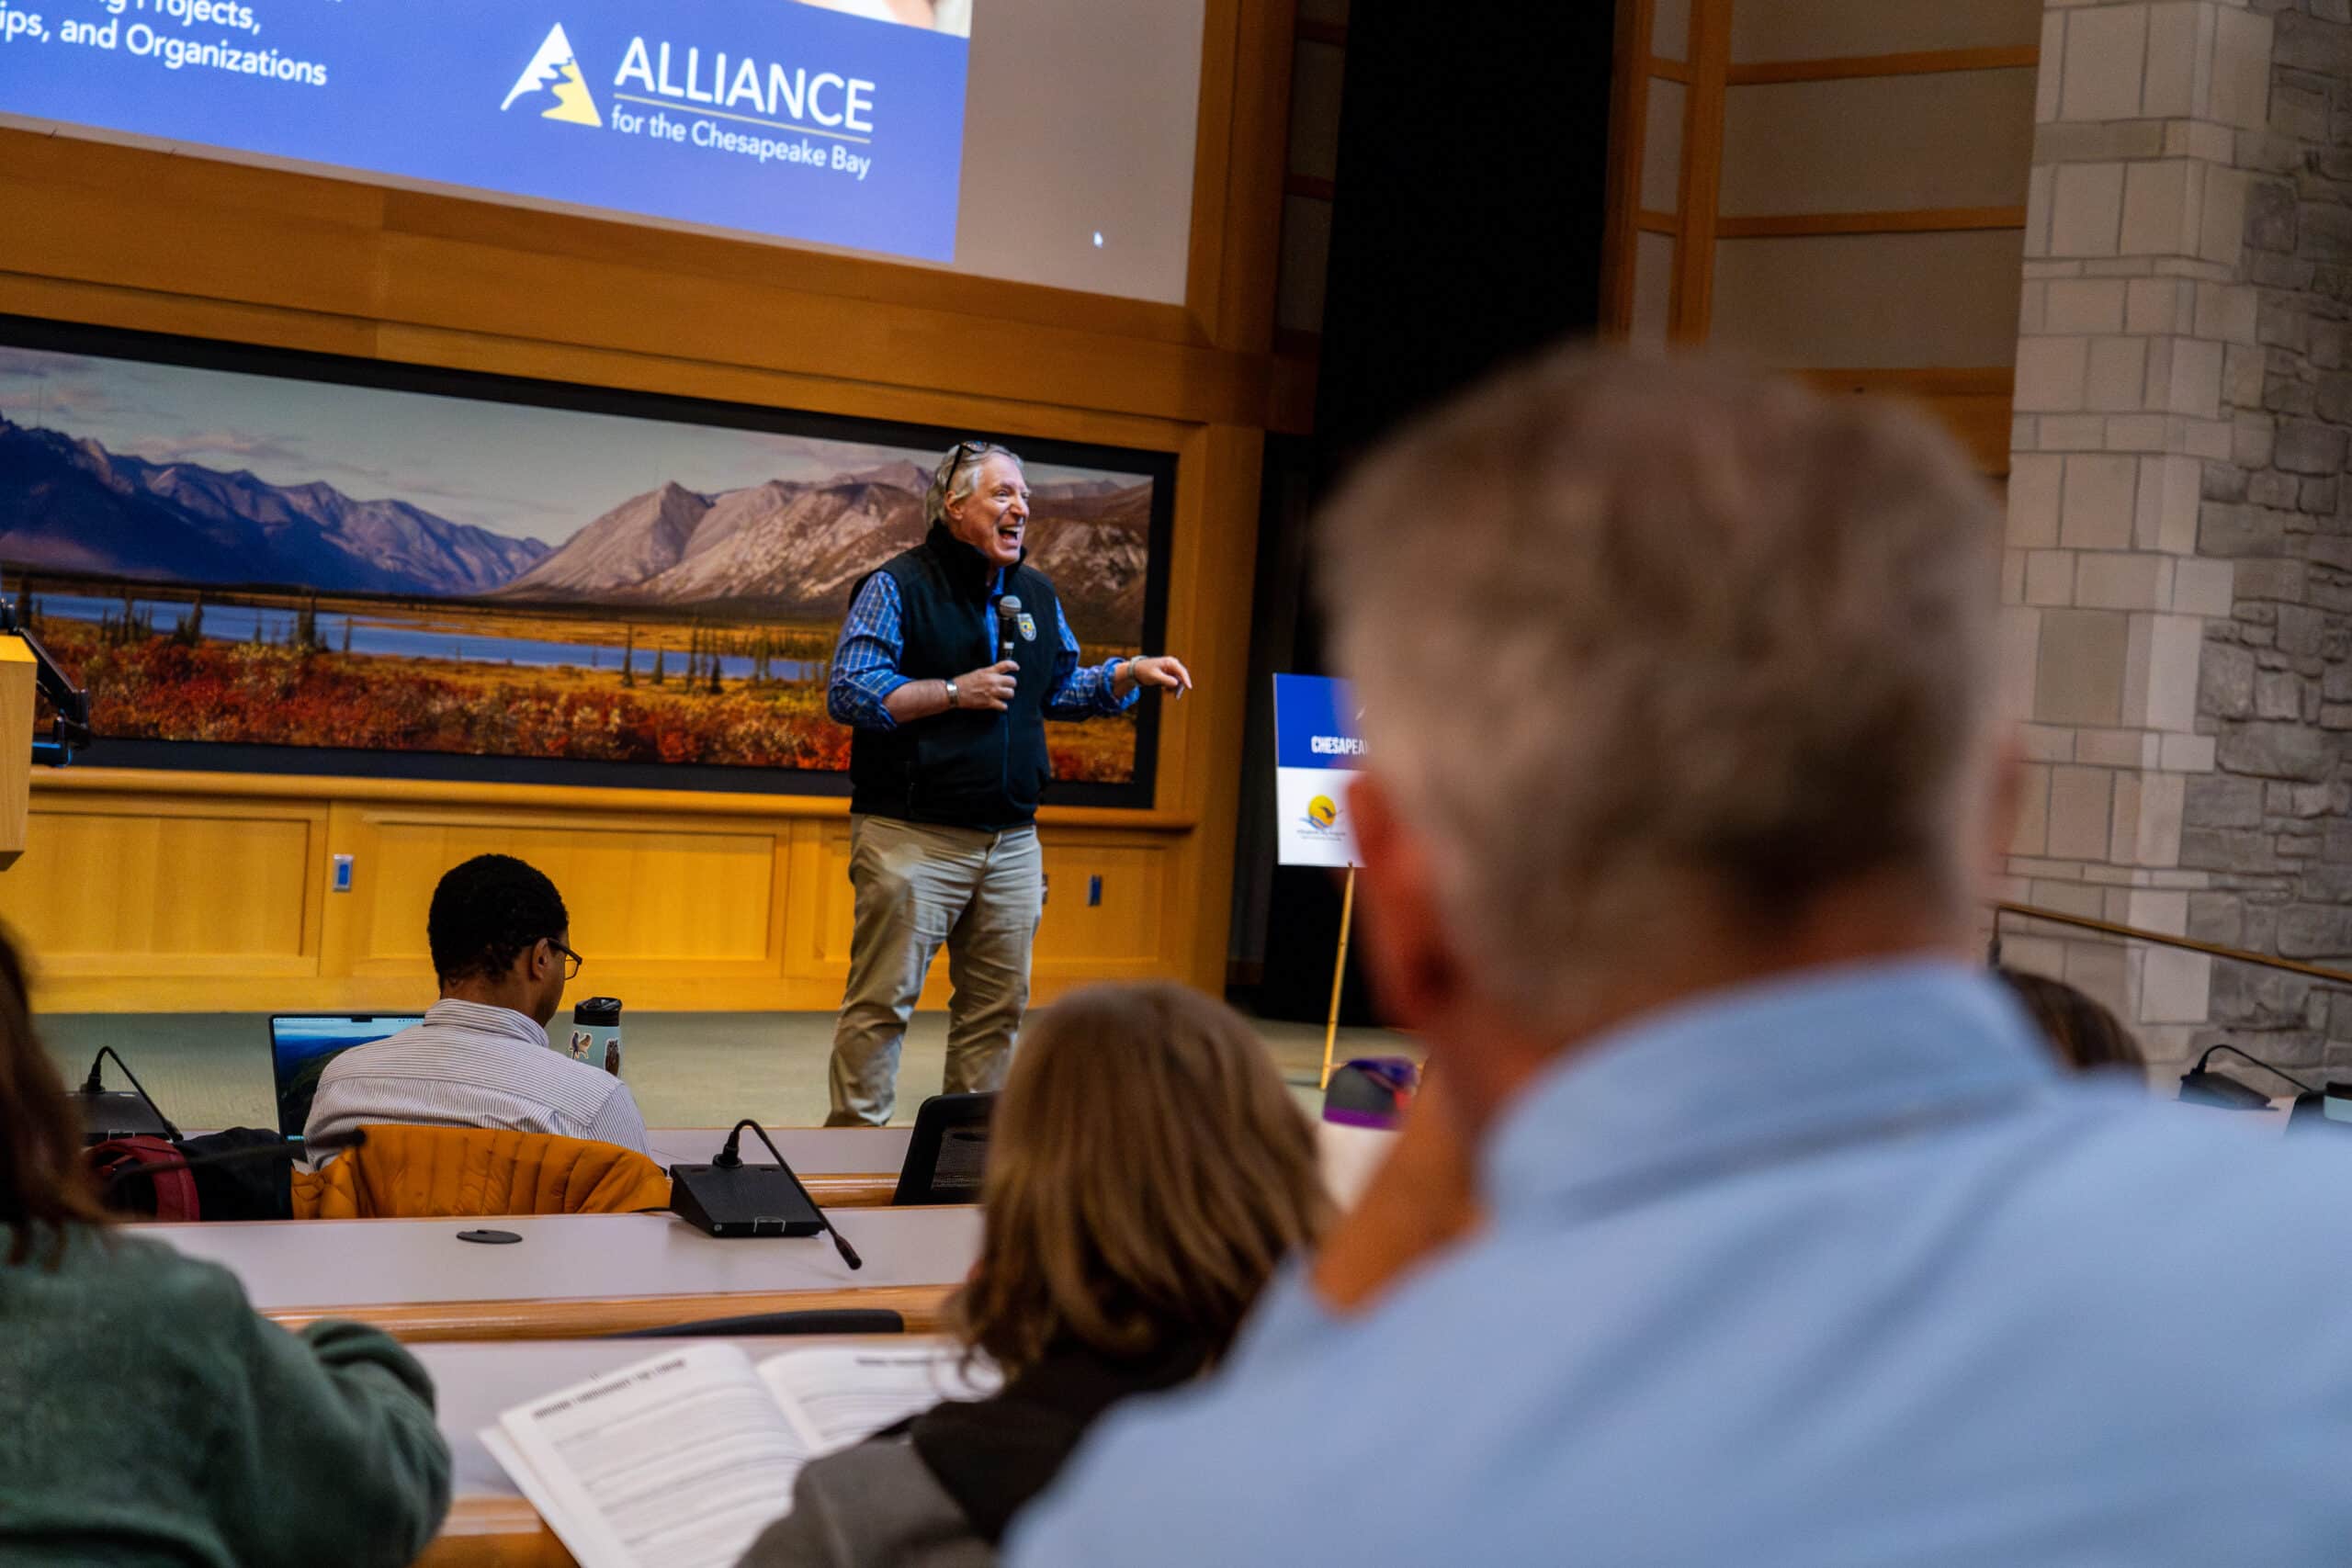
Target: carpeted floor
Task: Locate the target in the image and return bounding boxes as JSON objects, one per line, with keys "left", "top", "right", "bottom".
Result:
{"left": 44, "top": 1010, "right": 1418, "bottom": 1131}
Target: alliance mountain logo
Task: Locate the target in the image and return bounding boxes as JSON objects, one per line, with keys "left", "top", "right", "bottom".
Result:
{"left": 503, "top": 24, "right": 603, "bottom": 128}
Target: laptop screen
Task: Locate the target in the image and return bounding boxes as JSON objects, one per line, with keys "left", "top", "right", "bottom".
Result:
{"left": 269, "top": 1014, "right": 424, "bottom": 1137}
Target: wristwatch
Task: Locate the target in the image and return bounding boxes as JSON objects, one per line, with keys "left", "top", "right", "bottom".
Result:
{"left": 944, "top": 678, "right": 960, "bottom": 709}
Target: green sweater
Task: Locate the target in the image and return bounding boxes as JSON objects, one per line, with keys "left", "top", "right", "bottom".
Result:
{"left": 0, "top": 1224, "right": 451, "bottom": 1567}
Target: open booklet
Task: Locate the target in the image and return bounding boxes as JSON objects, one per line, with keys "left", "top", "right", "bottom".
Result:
{"left": 483, "top": 1341, "right": 1000, "bottom": 1568}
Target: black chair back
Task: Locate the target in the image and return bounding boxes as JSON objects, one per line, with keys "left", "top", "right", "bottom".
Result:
{"left": 891, "top": 1092, "right": 994, "bottom": 1205}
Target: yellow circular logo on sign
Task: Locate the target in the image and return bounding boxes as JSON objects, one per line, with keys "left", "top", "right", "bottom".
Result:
{"left": 1307, "top": 795, "right": 1339, "bottom": 829}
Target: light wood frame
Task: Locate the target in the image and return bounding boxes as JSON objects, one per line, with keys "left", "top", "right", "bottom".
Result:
{"left": 1598, "top": 3, "right": 2032, "bottom": 476}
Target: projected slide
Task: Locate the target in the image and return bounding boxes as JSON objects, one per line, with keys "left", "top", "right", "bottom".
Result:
{"left": 0, "top": 0, "right": 971, "bottom": 261}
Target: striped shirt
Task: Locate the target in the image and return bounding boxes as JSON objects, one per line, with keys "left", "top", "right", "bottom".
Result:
{"left": 302, "top": 998, "right": 651, "bottom": 1156}
{"left": 827, "top": 570, "right": 1139, "bottom": 730}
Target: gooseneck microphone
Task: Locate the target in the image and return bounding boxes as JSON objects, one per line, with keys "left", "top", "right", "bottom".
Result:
{"left": 80, "top": 1046, "right": 182, "bottom": 1142}
{"left": 681, "top": 1118, "right": 865, "bottom": 1269}
{"left": 997, "top": 594, "right": 1023, "bottom": 663}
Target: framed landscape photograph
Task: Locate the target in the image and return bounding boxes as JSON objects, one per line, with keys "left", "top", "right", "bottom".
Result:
{"left": 0, "top": 314, "right": 1174, "bottom": 806}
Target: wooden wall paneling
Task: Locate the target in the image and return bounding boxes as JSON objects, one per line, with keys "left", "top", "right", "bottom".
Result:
{"left": 1037, "top": 838, "right": 1170, "bottom": 970}
{"left": 0, "top": 132, "right": 1310, "bottom": 436}
{"left": 0, "top": 638, "right": 34, "bottom": 871}
{"left": 1187, "top": 0, "right": 1300, "bottom": 355}
{"left": 0, "top": 129, "right": 1199, "bottom": 348}
{"left": 330, "top": 807, "right": 786, "bottom": 987}
{"left": 1668, "top": 0, "right": 1735, "bottom": 340}
{"left": 782, "top": 819, "right": 1176, "bottom": 1007}
{"left": 1600, "top": 0, "right": 1659, "bottom": 336}
{"left": 0, "top": 792, "right": 327, "bottom": 988}
{"left": 1154, "top": 423, "right": 1264, "bottom": 994}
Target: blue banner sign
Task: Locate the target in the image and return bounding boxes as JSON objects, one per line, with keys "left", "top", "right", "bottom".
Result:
{"left": 0, "top": 0, "right": 970, "bottom": 260}
{"left": 1272, "top": 673, "right": 1362, "bottom": 867}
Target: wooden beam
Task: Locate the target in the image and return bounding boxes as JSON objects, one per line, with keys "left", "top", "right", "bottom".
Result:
{"left": 260, "top": 1283, "right": 958, "bottom": 1341}
{"left": 1598, "top": 0, "right": 1659, "bottom": 337}
{"left": 1715, "top": 206, "right": 2028, "bottom": 238}
{"left": 1635, "top": 209, "right": 1679, "bottom": 234}
{"left": 1647, "top": 57, "right": 1693, "bottom": 84}
{"left": 1727, "top": 46, "right": 2039, "bottom": 85}
{"left": 1668, "top": 0, "right": 1732, "bottom": 341}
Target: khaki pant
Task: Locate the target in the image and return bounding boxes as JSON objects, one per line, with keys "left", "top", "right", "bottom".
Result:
{"left": 826, "top": 814, "right": 1045, "bottom": 1126}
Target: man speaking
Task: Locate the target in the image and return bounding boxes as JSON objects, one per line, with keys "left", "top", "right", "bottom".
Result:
{"left": 822, "top": 440, "right": 1192, "bottom": 1124}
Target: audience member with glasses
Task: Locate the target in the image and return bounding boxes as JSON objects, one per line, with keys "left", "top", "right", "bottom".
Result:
{"left": 820, "top": 439, "right": 1193, "bottom": 1126}
{"left": 304, "top": 853, "right": 651, "bottom": 1156}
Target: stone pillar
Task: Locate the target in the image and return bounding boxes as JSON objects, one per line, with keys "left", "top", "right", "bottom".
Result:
{"left": 2182, "top": 1, "right": 2352, "bottom": 1066}
{"left": 2002, "top": 0, "right": 2275, "bottom": 1066}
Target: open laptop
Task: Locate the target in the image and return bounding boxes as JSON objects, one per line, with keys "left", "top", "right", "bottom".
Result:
{"left": 268, "top": 1014, "right": 424, "bottom": 1137}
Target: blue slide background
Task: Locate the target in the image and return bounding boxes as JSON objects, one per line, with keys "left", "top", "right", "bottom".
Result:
{"left": 0, "top": 0, "right": 968, "bottom": 260}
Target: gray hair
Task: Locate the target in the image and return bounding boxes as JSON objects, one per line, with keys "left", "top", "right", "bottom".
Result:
{"left": 1317, "top": 351, "right": 2004, "bottom": 1028}
{"left": 926, "top": 441, "right": 1023, "bottom": 525}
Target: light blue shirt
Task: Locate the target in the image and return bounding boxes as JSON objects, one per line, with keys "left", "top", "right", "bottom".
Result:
{"left": 1010, "top": 960, "right": 2352, "bottom": 1566}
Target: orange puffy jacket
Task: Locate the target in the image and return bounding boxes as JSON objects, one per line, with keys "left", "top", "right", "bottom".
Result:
{"left": 291, "top": 1124, "right": 672, "bottom": 1219}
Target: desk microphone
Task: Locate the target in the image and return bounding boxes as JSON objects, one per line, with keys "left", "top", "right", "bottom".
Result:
{"left": 78, "top": 1046, "right": 181, "bottom": 1143}
{"left": 997, "top": 595, "right": 1022, "bottom": 663}
{"left": 671, "top": 1119, "right": 864, "bottom": 1269}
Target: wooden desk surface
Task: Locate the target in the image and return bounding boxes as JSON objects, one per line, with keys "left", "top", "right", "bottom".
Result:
{"left": 416, "top": 1335, "right": 943, "bottom": 1568}
{"left": 141, "top": 1207, "right": 982, "bottom": 1339}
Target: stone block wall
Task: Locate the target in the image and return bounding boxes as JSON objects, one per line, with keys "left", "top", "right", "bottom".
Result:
{"left": 2007, "top": 0, "right": 2352, "bottom": 1075}
{"left": 2003, "top": 0, "right": 2269, "bottom": 1066}
{"left": 2175, "top": 0, "right": 2352, "bottom": 1070}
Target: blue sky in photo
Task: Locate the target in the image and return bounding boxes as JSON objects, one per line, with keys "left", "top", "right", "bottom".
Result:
{"left": 0, "top": 344, "right": 1124, "bottom": 547}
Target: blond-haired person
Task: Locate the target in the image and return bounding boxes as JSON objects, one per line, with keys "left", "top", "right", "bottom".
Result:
{"left": 739, "top": 982, "right": 1327, "bottom": 1568}
{"left": 1011, "top": 354, "right": 2352, "bottom": 1567}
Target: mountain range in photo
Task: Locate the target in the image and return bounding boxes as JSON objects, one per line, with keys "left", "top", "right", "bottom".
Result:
{"left": 0, "top": 415, "right": 1153, "bottom": 636}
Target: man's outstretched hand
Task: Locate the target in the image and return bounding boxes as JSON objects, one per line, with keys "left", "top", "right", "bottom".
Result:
{"left": 1123, "top": 655, "right": 1193, "bottom": 697}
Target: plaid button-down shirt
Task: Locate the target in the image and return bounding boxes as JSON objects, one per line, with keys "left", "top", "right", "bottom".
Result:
{"left": 827, "top": 569, "right": 1137, "bottom": 730}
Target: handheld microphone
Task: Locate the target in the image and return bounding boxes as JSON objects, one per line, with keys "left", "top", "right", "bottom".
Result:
{"left": 997, "top": 595, "right": 1023, "bottom": 663}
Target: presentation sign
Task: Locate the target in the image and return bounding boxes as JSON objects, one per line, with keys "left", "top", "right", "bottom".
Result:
{"left": 1272, "top": 673, "right": 1363, "bottom": 868}
{"left": 0, "top": 0, "right": 970, "bottom": 261}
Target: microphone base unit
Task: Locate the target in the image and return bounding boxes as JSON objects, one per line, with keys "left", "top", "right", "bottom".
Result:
{"left": 76, "top": 1089, "right": 175, "bottom": 1145}
{"left": 669, "top": 1162, "right": 826, "bottom": 1238}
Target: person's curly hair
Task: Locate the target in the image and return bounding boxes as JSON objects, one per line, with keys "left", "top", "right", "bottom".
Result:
{"left": 427, "top": 854, "right": 568, "bottom": 986}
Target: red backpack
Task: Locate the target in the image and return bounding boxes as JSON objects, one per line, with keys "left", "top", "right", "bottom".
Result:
{"left": 85, "top": 1135, "right": 201, "bottom": 1221}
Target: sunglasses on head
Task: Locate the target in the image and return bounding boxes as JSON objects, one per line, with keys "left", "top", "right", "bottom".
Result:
{"left": 938, "top": 438, "right": 998, "bottom": 496}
